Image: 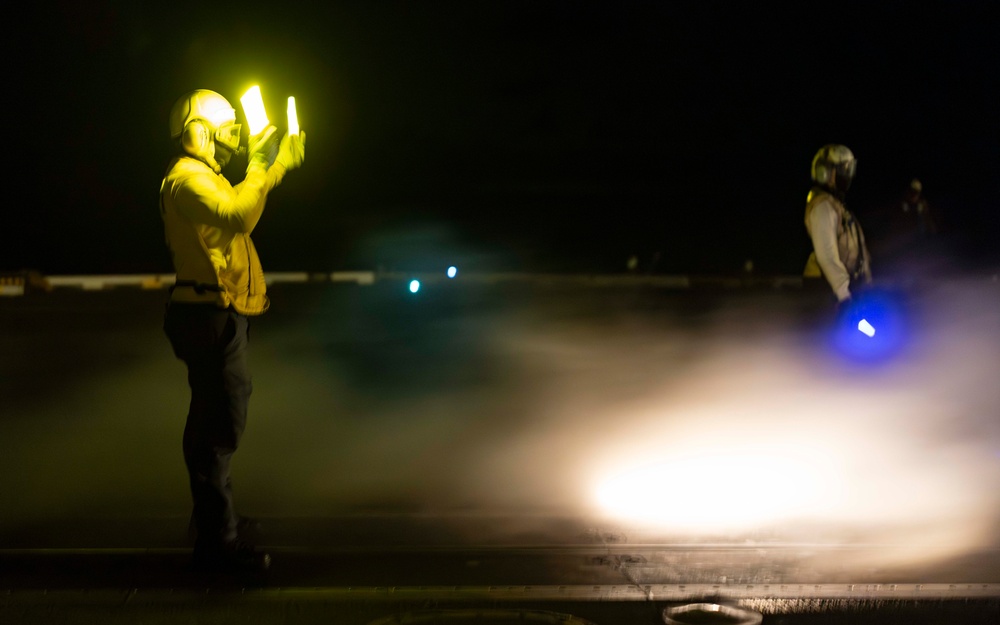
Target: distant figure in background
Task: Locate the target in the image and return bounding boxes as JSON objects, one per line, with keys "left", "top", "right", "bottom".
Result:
{"left": 877, "top": 178, "right": 941, "bottom": 279}
{"left": 802, "top": 144, "right": 872, "bottom": 307}
{"left": 159, "top": 89, "right": 305, "bottom": 574}
{"left": 646, "top": 251, "right": 662, "bottom": 275}
{"left": 894, "top": 178, "right": 937, "bottom": 237}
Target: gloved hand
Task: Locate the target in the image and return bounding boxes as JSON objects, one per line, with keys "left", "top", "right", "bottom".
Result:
{"left": 275, "top": 131, "right": 306, "bottom": 171}
{"left": 836, "top": 295, "right": 853, "bottom": 314}
{"left": 247, "top": 125, "right": 279, "bottom": 171}
{"left": 835, "top": 294, "right": 854, "bottom": 323}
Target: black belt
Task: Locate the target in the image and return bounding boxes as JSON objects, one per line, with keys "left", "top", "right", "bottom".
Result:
{"left": 170, "top": 280, "right": 225, "bottom": 295}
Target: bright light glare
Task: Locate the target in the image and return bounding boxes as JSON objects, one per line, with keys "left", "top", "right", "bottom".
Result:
{"left": 409, "top": 279, "right": 421, "bottom": 293}
{"left": 830, "top": 288, "right": 907, "bottom": 363}
{"left": 287, "top": 96, "right": 299, "bottom": 135}
{"left": 240, "top": 86, "right": 270, "bottom": 136}
{"left": 858, "top": 318, "right": 876, "bottom": 337}
{"left": 447, "top": 266, "right": 458, "bottom": 279}
{"left": 594, "top": 444, "right": 837, "bottom": 531}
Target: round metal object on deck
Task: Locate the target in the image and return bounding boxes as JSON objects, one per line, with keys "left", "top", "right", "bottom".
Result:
{"left": 663, "top": 603, "right": 762, "bottom": 625}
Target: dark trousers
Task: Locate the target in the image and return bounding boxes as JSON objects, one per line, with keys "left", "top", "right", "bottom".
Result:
{"left": 164, "top": 303, "right": 252, "bottom": 547}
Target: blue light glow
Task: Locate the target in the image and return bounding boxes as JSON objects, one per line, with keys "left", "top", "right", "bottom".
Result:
{"left": 409, "top": 279, "right": 420, "bottom": 293}
{"left": 447, "top": 266, "right": 458, "bottom": 279}
{"left": 858, "top": 318, "right": 876, "bottom": 337}
{"left": 829, "top": 288, "right": 909, "bottom": 364}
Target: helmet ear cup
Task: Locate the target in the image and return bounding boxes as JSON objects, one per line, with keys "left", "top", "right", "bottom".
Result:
{"left": 814, "top": 163, "right": 830, "bottom": 186}
{"left": 181, "top": 121, "right": 210, "bottom": 154}
{"left": 811, "top": 147, "right": 833, "bottom": 186}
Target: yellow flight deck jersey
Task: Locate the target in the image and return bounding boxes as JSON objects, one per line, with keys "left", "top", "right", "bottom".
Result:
{"left": 160, "top": 157, "right": 287, "bottom": 315}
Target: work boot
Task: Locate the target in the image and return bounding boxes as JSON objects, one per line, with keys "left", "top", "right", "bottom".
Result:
{"left": 189, "top": 515, "right": 264, "bottom": 542}
{"left": 236, "top": 516, "right": 263, "bottom": 541}
{"left": 192, "top": 538, "right": 271, "bottom": 574}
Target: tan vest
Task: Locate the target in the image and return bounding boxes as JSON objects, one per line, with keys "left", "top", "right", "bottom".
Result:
{"left": 803, "top": 190, "right": 871, "bottom": 283}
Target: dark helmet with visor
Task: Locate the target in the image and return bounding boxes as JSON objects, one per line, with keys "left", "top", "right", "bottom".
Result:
{"left": 811, "top": 144, "right": 857, "bottom": 195}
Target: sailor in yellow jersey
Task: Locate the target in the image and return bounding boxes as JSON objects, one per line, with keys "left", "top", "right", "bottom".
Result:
{"left": 160, "top": 89, "right": 304, "bottom": 573}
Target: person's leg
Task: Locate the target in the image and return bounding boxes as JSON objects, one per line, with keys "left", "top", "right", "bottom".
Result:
{"left": 212, "top": 310, "right": 252, "bottom": 541}
{"left": 797, "top": 277, "right": 837, "bottom": 335}
{"left": 165, "top": 305, "right": 265, "bottom": 571}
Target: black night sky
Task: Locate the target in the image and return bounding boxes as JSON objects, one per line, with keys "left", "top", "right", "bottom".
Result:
{"left": 7, "top": 1, "right": 999, "bottom": 276}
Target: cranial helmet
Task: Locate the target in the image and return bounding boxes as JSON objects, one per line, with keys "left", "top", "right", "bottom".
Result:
{"left": 169, "top": 90, "right": 242, "bottom": 156}
{"left": 811, "top": 144, "right": 857, "bottom": 195}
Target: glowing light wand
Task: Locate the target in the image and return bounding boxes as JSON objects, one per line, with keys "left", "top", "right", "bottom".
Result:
{"left": 287, "top": 97, "right": 299, "bottom": 135}
{"left": 240, "top": 86, "right": 270, "bottom": 136}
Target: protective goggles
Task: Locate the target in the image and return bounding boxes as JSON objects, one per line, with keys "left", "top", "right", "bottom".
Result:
{"left": 214, "top": 122, "right": 242, "bottom": 152}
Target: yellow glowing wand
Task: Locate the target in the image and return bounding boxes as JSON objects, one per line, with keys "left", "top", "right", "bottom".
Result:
{"left": 287, "top": 97, "right": 299, "bottom": 135}
{"left": 240, "top": 86, "right": 270, "bottom": 136}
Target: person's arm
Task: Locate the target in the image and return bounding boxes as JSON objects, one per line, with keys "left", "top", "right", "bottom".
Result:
{"left": 807, "top": 199, "right": 852, "bottom": 302}
{"left": 173, "top": 167, "right": 281, "bottom": 234}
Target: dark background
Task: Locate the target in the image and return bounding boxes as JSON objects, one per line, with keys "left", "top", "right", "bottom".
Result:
{"left": 6, "top": 0, "right": 999, "bottom": 276}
